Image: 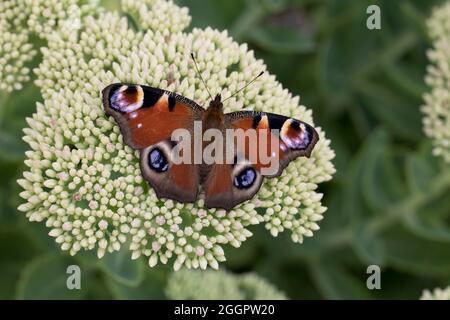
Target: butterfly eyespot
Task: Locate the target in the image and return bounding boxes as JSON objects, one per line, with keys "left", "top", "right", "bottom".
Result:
{"left": 280, "top": 119, "right": 312, "bottom": 150}
{"left": 148, "top": 148, "right": 169, "bottom": 173}
{"left": 109, "top": 85, "right": 144, "bottom": 113}
{"left": 233, "top": 167, "right": 257, "bottom": 189}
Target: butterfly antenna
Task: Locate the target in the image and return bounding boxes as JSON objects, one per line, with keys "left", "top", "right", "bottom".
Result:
{"left": 222, "top": 71, "right": 264, "bottom": 103}
{"left": 191, "top": 53, "right": 214, "bottom": 101}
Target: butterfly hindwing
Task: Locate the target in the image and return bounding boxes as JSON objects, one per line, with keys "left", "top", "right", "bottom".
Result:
{"left": 139, "top": 140, "right": 201, "bottom": 203}
{"left": 102, "top": 83, "right": 204, "bottom": 203}
{"left": 203, "top": 160, "right": 264, "bottom": 210}
{"left": 203, "top": 111, "right": 319, "bottom": 209}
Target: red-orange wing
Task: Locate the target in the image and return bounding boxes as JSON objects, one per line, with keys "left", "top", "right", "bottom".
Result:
{"left": 203, "top": 111, "right": 319, "bottom": 210}
{"left": 102, "top": 83, "right": 204, "bottom": 149}
{"left": 229, "top": 111, "right": 319, "bottom": 176}
{"left": 102, "top": 83, "right": 204, "bottom": 203}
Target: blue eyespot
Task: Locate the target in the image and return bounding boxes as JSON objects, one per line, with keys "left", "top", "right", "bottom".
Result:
{"left": 148, "top": 148, "right": 169, "bottom": 173}
{"left": 234, "top": 167, "right": 257, "bottom": 189}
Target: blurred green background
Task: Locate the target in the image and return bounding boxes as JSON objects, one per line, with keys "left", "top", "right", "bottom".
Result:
{"left": 1, "top": 0, "right": 450, "bottom": 299}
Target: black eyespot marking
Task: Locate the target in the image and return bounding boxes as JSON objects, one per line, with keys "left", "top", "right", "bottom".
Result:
{"left": 148, "top": 148, "right": 169, "bottom": 173}
{"left": 305, "top": 124, "right": 314, "bottom": 137}
{"left": 127, "top": 86, "right": 138, "bottom": 94}
{"left": 267, "top": 115, "right": 285, "bottom": 131}
{"left": 252, "top": 114, "right": 262, "bottom": 129}
{"left": 107, "top": 84, "right": 122, "bottom": 102}
{"left": 301, "top": 125, "right": 314, "bottom": 148}
{"left": 143, "top": 89, "right": 163, "bottom": 108}
{"left": 234, "top": 167, "right": 257, "bottom": 189}
{"left": 168, "top": 95, "right": 176, "bottom": 111}
{"left": 290, "top": 120, "right": 300, "bottom": 130}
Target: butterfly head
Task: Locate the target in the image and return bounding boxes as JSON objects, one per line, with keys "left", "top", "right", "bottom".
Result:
{"left": 209, "top": 94, "right": 223, "bottom": 110}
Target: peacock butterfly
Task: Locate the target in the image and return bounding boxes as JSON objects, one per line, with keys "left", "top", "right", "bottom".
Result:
{"left": 102, "top": 54, "right": 319, "bottom": 210}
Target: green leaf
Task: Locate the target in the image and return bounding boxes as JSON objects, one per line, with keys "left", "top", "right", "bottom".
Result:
{"left": 0, "top": 225, "right": 41, "bottom": 299}
{"left": 20, "top": 221, "right": 61, "bottom": 251}
{"left": 107, "top": 267, "right": 170, "bottom": 299}
{"left": 177, "top": 0, "right": 247, "bottom": 32}
{"left": 381, "top": 62, "right": 426, "bottom": 101}
{"left": 402, "top": 143, "right": 450, "bottom": 241}
{"left": 309, "top": 258, "right": 371, "bottom": 299}
{"left": 342, "top": 129, "right": 389, "bottom": 221}
{"left": 407, "top": 156, "right": 436, "bottom": 193}
{"left": 371, "top": 268, "right": 437, "bottom": 299}
{"left": 352, "top": 225, "right": 385, "bottom": 266}
{"left": 398, "top": 1, "right": 431, "bottom": 40}
{"left": 0, "top": 130, "right": 26, "bottom": 161}
{"left": 319, "top": 1, "right": 378, "bottom": 112}
{"left": 100, "top": 248, "right": 145, "bottom": 286}
{"left": 0, "top": 80, "right": 40, "bottom": 163}
{"left": 0, "top": 160, "right": 24, "bottom": 223}
{"left": 406, "top": 143, "right": 441, "bottom": 194}
{"left": 362, "top": 135, "right": 407, "bottom": 211}
{"left": 259, "top": 0, "right": 288, "bottom": 12}
{"left": 403, "top": 212, "right": 450, "bottom": 243}
{"left": 247, "top": 25, "right": 314, "bottom": 54}
{"left": 0, "top": 81, "right": 41, "bottom": 137}
{"left": 224, "top": 233, "right": 261, "bottom": 271}
{"left": 17, "top": 254, "right": 84, "bottom": 299}
{"left": 383, "top": 227, "right": 450, "bottom": 276}
{"left": 358, "top": 82, "right": 422, "bottom": 140}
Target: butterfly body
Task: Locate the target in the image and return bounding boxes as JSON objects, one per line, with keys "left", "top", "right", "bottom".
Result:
{"left": 203, "top": 94, "right": 225, "bottom": 129}
{"left": 102, "top": 83, "right": 319, "bottom": 210}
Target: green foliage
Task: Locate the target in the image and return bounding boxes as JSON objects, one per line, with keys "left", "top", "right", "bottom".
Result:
{"left": 0, "top": 0, "right": 449, "bottom": 299}
{"left": 100, "top": 249, "right": 145, "bottom": 286}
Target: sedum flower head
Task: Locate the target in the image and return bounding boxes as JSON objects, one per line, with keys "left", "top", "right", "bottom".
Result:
{"left": 18, "top": 0, "right": 336, "bottom": 270}
{"left": 420, "top": 286, "right": 450, "bottom": 300}
{"left": 423, "top": 2, "right": 450, "bottom": 162}
{"left": 121, "top": 0, "right": 190, "bottom": 34}
{"left": 0, "top": 20, "right": 36, "bottom": 92}
{"left": 21, "top": 0, "right": 101, "bottom": 36}
{"left": 0, "top": 0, "right": 100, "bottom": 92}
{"left": 166, "top": 269, "right": 286, "bottom": 299}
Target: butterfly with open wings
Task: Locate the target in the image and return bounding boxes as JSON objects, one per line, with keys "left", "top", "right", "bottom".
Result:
{"left": 102, "top": 56, "right": 319, "bottom": 210}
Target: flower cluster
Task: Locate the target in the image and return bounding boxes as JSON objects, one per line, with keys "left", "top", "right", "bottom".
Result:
{"left": 121, "top": 0, "right": 191, "bottom": 34}
{"left": 423, "top": 2, "right": 450, "bottom": 162}
{"left": 0, "top": 0, "right": 100, "bottom": 92}
{"left": 166, "top": 269, "right": 286, "bottom": 299}
{"left": 0, "top": 20, "right": 36, "bottom": 92}
{"left": 17, "top": 0, "right": 336, "bottom": 270}
{"left": 420, "top": 286, "right": 450, "bottom": 300}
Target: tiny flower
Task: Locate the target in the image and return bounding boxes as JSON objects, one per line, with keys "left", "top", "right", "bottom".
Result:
{"left": 18, "top": 0, "right": 335, "bottom": 269}
{"left": 165, "top": 269, "right": 287, "bottom": 299}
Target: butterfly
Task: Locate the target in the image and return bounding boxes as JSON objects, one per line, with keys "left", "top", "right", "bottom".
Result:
{"left": 102, "top": 57, "right": 319, "bottom": 210}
